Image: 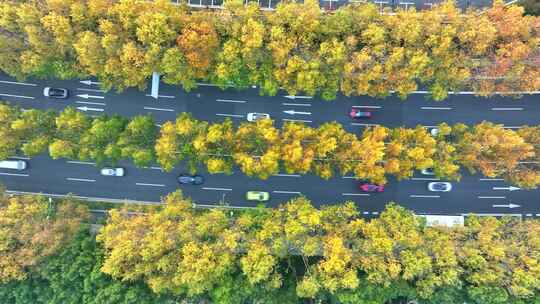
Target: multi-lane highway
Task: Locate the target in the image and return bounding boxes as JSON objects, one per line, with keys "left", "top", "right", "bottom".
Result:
{"left": 0, "top": 73, "right": 538, "bottom": 217}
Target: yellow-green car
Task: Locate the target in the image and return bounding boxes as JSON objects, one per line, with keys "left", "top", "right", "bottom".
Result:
{"left": 246, "top": 191, "right": 270, "bottom": 202}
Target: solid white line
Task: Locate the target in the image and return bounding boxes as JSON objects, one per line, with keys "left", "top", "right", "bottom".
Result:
{"left": 351, "top": 123, "right": 380, "bottom": 127}
{"left": 412, "top": 177, "right": 440, "bottom": 181}
{"left": 0, "top": 80, "right": 37, "bottom": 86}
{"left": 144, "top": 107, "right": 174, "bottom": 112}
{"left": 145, "top": 94, "right": 175, "bottom": 99}
{"left": 421, "top": 107, "right": 452, "bottom": 110}
{"left": 67, "top": 178, "right": 96, "bottom": 182}
{"left": 10, "top": 156, "right": 30, "bottom": 160}
{"left": 67, "top": 161, "right": 95, "bottom": 165}
{"left": 503, "top": 126, "right": 524, "bottom": 129}
{"left": 422, "top": 125, "right": 438, "bottom": 128}
{"left": 479, "top": 178, "right": 504, "bottom": 181}
{"left": 282, "top": 103, "right": 312, "bottom": 107}
{"left": 217, "top": 99, "right": 247, "bottom": 103}
{"left": 492, "top": 107, "right": 523, "bottom": 111}
{"left": 342, "top": 176, "right": 358, "bottom": 179}
{"left": 352, "top": 105, "right": 382, "bottom": 109}
{"left": 0, "top": 172, "right": 29, "bottom": 177}
{"left": 282, "top": 118, "right": 312, "bottom": 123}
{"left": 216, "top": 113, "right": 243, "bottom": 118}
{"left": 149, "top": 166, "right": 163, "bottom": 171}
{"left": 342, "top": 193, "right": 370, "bottom": 196}
{"left": 76, "top": 101, "right": 106, "bottom": 106}
{"left": 202, "top": 187, "right": 233, "bottom": 191}
{"left": 155, "top": 124, "right": 162, "bottom": 127}
{"left": 5, "top": 190, "right": 162, "bottom": 205}
{"left": 273, "top": 190, "right": 301, "bottom": 194}
{"left": 519, "top": 161, "right": 540, "bottom": 164}
{"left": 136, "top": 183, "right": 165, "bottom": 187}
{"left": 0, "top": 93, "right": 34, "bottom": 99}
{"left": 77, "top": 88, "right": 105, "bottom": 93}
{"left": 460, "top": 213, "right": 522, "bottom": 217}
{"left": 410, "top": 195, "right": 440, "bottom": 198}
{"left": 273, "top": 174, "right": 301, "bottom": 177}
{"left": 526, "top": 213, "right": 533, "bottom": 216}
{"left": 478, "top": 196, "right": 506, "bottom": 199}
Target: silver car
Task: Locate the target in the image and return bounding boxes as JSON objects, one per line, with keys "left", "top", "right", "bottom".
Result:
{"left": 428, "top": 182, "right": 452, "bottom": 192}
{"left": 246, "top": 112, "right": 270, "bottom": 122}
{"left": 43, "top": 87, "right": 69, "bottom": 99}
{"left": 100, "top": 167, "right": 125, "bottom": 177}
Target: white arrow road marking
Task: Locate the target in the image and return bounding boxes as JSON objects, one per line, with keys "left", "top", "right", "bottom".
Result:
{"left": 342, "top": 193, "right": 370, "bottom": 196}
{"left": 478, "top": 196, "right": 506, "bottom": 199}
{"left": 0, "top": 172, "right": 29, "bottom": 177}
{"left": 77, "top": 88, "right": 106, "bottom": 93}
{"left": 273, "top": 191, "right": 302, "bottom": 194}
{"left": 67, "top": 178, "right": 96, "bottom": 182}
{"left": 283, "top": 110, "right": 312, "bottom": 115}
{"left": 352, "top": 105, "right": 382, "bottom": 109}
{"left": 491, "top": 107, "right": 524, "bottom": 111}
{"left": 202, "top": 187, "right": 233, "bottom": 191}
{"left": 76, "top": 101, "right": 106, "bottom": 106}
{"left": 144, "top": 107, "right": 174, "bottom": 112}
{"left": 216, "top": 113, "right": 243, "bottom": 118}
{"left": 136, "top": 183, "right": 165, "bottom": 187}
{"left": 421, "top": 107, "right": 453, "bottom": 110}
{"left": 217, "top": 99, "right": 247, "bottom": 103}
{"left": 282, "top": 103, "right": 311, "bottom": 107}
{"left": 493, "top": 186, "right": 521, "bottom": 191}
{"left": 77, "top": 94, "right": 105, "bottom": 99}
{"left": 493, "top": 203, "right": 521, "bottom": 208}
{"left": 410, "top": 195, "right": 440, "bottom": 198}
{"left": 80, "top": 80, "right": 102, "bottom": 85}
{"left": 0, "top": 93, "right": 34, "bottom": 99}
{"left": 77, "top": 106, "right": 104, "bottom": 112}
{"left": 0, "top": 80, "right": 37, "bottom": 86}
{"left": 284, "top": 95, "right": 313, "bottom": 100}
{"left": 282, "top": 118, "right": 312, "bottom": 123}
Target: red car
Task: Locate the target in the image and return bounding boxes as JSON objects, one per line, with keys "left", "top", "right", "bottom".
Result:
{"left": 360, "top": 183, "right": 384, "bottom": 192}
{"left": 350, "top": 108, "right": 372, "bottom": 119}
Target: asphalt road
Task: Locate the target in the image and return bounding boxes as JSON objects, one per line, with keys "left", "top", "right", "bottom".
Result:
{"left": 0, "top": 74, "right": 538, "bottom": 217}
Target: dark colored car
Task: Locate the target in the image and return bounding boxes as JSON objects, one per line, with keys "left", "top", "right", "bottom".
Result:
{"left": 43, "top": 87, "right": 69, "bottom": 99}
{"left": 177, "top": 174, "right": 204, "bottom": 185}
{"left": 350, "top": 108, "right": 372, "bottom": 118}
{"left": 359, "top": 183, "right": 385, "bottom": 192}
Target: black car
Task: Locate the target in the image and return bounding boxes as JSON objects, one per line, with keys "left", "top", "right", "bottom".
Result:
{"left": 177, "top": 174, "right": 204, "bottom": 185}
{"left": 43, "top": 87, "right": 69, "bottom": 99}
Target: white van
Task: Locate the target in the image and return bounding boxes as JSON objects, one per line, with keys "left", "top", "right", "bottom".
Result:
{"left": 0, "top": 160, "right": 27, "bottom": 170}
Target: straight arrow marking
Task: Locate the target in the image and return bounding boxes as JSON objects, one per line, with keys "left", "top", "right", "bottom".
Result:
{"left": 493, "top": 186, "right": 521, "bottom": 191}
{"left": 76, "top": 106, "right": 104, "bottom": 112}
{"left": 76, "top": 94, "right": 105, "bottom": 99}
{"left": 283, "top": 110, "right": 312, "bottom": 115}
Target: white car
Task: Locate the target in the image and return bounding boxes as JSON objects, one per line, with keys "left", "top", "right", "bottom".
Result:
{"left": 428, "top": 182, "right": 452, "bottom": 192}
{"left": 100, "top": 167, "right": 125, "bottom": 177}
{"left": 430, "top": 128, "right": 439, "bottom": 136}
{"left": 421, "top": 168, "right": 435, "bottom": 175}
{"left": 246, "top": 112, "right": 270, "bottom": 122}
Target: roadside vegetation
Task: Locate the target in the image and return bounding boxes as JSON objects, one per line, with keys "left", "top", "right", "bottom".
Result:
{"left": 0, "top": 0, "right": 539, "bottom": 100}
{"left": 1, "top": 189, "right": 540, "bottom": 303}
{"left": 0, "top": 103, "right": 538, "bottom": 188}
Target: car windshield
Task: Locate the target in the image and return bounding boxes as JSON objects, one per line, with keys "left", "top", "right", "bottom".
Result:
{"left": 49, "top": 88, "right": 64, "bottom": 96}
{"left": 434, "top": 183, "right": 447, "bottom": 190}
